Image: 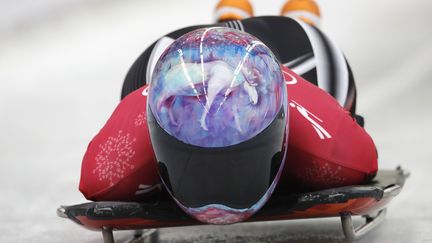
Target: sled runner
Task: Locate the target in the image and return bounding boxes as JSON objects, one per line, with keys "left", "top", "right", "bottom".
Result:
{"left": 58, "top": 167, "right": 408, "bottom": 242}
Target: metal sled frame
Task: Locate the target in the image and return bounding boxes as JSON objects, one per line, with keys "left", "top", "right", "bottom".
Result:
{"left": 58, "top": 167, "right": 409, "bottom": 242}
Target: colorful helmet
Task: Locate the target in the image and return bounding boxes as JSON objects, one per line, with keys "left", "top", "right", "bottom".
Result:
{"left": 147, "top": 27, "right": 288, "bottom": 224}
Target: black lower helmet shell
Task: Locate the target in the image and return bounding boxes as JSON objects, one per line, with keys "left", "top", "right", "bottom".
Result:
{"left": 147, "top": 27, "right": 288, "bottom": 224}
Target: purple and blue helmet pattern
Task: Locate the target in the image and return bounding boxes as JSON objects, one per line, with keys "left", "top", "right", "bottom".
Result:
{"left": 148, "top": 27, "right": 286, "bottom": 148}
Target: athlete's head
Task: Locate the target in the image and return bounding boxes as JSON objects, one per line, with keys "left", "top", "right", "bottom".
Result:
{"left": 147, "top": 27, "right": 288, "bottom": 224}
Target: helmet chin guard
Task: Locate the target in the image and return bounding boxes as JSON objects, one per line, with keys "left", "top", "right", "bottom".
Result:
{"left": 147, "top": 27, "right": 288, "bottom": 224}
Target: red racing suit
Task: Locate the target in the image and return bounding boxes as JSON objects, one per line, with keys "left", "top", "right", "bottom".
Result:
{"left": 79, "top": 66, "right": 377, "bottom": 201}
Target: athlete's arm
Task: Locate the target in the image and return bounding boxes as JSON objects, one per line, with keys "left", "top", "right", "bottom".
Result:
{"left": 279, "top": 66, "right": 377, "bottom": 190}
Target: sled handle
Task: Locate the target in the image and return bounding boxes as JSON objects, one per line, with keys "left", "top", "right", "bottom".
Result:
{"left": 340, "top": 208, "right": 387, "bottom": 241}
{"left": 383, "top": 184, "right": 402, "bottom": 198}
{"left": 56, "top": 206, "right": 67, "bottom": 218}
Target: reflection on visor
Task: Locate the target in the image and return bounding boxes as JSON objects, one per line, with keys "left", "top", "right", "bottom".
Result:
{"left": 148, "top": 108, "right": 287, "bottom": 223}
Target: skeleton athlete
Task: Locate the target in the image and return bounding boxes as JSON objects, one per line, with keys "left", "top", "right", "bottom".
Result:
{"left": 79, "top": 0, "right": 377, "bottom": 206}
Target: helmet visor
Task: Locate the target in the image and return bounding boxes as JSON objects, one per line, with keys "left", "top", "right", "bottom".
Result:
{"left": 148, "top": 107, "right": 287, "bottom": 222}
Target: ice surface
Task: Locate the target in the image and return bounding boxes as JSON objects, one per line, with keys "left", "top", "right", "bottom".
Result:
{"left": 0, "top": 0, "right": 431, "bottom": 242}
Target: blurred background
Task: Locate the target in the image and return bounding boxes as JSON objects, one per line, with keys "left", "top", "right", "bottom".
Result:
{"left": 0, "top": 0, "right": 431, "bottom": 242}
